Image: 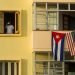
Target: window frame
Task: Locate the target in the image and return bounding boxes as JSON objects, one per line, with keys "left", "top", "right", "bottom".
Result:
{"left": 0, "top": 10, "right": 21, "bottom": 36}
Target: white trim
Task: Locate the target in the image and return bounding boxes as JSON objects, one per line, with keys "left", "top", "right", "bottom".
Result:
{"left": 8, "top": 62, "right": 11, "bottom": 75}
{"left": 14, "top": 62, "right": 17, "bottom": 75}
{"left": 2, "top": 62, "right": 5, "bottom": 75}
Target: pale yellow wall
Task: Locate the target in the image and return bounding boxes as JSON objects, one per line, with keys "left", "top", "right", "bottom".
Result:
{"left": 0, "top": 0, "right": 33, "bottom": 75}
{"left": 0, "top": 0, "right": 75, "bottom": 75}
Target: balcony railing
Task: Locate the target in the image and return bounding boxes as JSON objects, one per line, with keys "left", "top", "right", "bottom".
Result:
{"left": 33, "top": 30, "right": 72, "bottom": 51}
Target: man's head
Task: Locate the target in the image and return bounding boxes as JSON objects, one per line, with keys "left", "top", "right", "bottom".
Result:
{"left": 7, "top": 22, "right": 11, "bottom": 25}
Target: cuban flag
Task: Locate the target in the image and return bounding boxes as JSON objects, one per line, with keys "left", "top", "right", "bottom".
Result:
{"left": 52, "top": 32, "right": 65, "bottom": 61}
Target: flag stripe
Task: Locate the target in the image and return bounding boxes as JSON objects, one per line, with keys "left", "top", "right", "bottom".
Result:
{"left": 52, "top": 37, "right": 55, "bottom": 59}
{"left": 60, "top": 38, "right": 64, "bottom": 61}
{"left": 55, "top": 42, "right": 58, "bottom": 60}
{"left": 57, "top": 39, "right": 61, "bottom": 61}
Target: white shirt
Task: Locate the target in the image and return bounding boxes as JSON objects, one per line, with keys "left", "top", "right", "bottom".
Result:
{"left": 6, "top": 25, "right": 14, "bottom": 34}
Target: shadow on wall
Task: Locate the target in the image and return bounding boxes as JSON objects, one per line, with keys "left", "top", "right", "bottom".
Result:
{"left": 21, "top": 10, "right": 28, "bottom": 37}
{"left": 21, "top": 59, "right": 28, "bottom": 75}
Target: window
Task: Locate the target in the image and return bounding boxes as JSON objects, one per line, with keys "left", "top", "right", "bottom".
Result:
{"left": 0, "top": 60, "right": 20, "bottom": 75}
{"left": 48, "top": 12, "right": 58, "bottom": 30}
{"left": 33, "top": 2, "right": 58, "bottom": 30}
{"left": 33, "top": 51, "right": 64, "bottom": 75}
{"left": 59, "top": 3, "right": 68, "bottom": 10}
{"left": 47, "top": 3, "right": 57, "bottom": 10}
{"left": 62, "top": 12, "right": 75, "bottom": 30}
{"left": 36, "top": 3, "right": 46, "bottom": 11}
{"left": 36, "top": 11, "right": 47, "bottom": 30}
{"left": 33, "top": 2, "right": 75, "bottom": 31}
{"left": 33, "top": 3, "right": 58, "bottom": 30}
{"left": 0, "top": 11, "right": 21, "bottom": 35}
{"left": 70, "top": 4, "right": 75, "bottom": 10}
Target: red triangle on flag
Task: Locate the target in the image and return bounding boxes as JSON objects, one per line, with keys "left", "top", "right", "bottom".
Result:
{"left": 52, "top": 32, "right": 65, "bottom": 44}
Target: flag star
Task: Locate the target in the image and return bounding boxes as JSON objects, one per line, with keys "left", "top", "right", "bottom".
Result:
{"left": 56, "top": 35, "right": 60, "bottom": 39}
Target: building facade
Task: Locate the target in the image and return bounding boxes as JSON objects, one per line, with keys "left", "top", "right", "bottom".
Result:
{"left": 33, "top": 0, "right": 75, "bottom": 75}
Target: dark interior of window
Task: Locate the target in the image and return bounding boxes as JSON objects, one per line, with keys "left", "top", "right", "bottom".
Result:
{"left": 65, "top": 62, "right": 75, "bottom": 72}
{"left": 5, "top": 62, "right": 8, "bottom": 75}
{"left": 63, "top": 14, "right": 75, "bottom": 30}
{"left": 11, "top": 63, "right": 14, "bottom": 75}
{"left": 4, "top": 12, "right": 15, "bottom": 33}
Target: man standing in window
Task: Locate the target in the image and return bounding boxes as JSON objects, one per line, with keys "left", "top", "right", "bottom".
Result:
{"left": 5, "top": 22, "right": 14, "bottom": 34}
